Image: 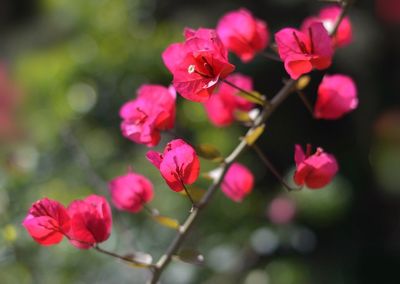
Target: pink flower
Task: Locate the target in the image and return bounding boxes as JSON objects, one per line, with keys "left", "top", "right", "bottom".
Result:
{"left": 302, "top": 6, "right": 352, "bottom": 48}
{"left": 22, "top": 198, "right": 70, "bottom": 246}
{"left": 120, "top": 84, "right": 176, "bottom": 147}
{"left": 217, "top": 8, "right": 269, "bottom": 62}
{"left": 162, "top": 28, "right": 235, "bottom": 102}
{"left": 67, "top": 195, "right": 112, "bottom": 249}
{"left": 294, "top": 144, "right": 338, "bottom": 189}
{"left": 314, "top": 74, "right": 358, "bottom": 120}
{"left": 267, "top": 197, "right": 296, "bottom": 225}
{"left": 275, "top": 23, "right": 334, "bottom": 79}
{"left": 109, "top": 170, "right": 154, "bottom": 213}
{"left": 146, "top": 139, "right": 200, "bottom": 192}
{"left": 221, "top": 163, "right": 254, "bottom": 202}
{"left": 204, "top": 73, "right": 254, "bottom": 126}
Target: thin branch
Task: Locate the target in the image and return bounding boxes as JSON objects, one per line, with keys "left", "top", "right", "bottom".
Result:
{"left": 221, "top": 79, "right": 268, "bottom": 105}
{"left": 94, "top": 245, "right": 155, "bottom": 269}
{"left": 252, "top": 144, "right": 299, "bottom": 192}
{"left": 297, "top": 91, "right": 315, "bottom": 117}
{"left": 260, "top": 51, "right": 282, "bottom": 62}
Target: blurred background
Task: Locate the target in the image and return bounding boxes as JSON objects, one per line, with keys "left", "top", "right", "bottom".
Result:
{"left": 0, "top": 0, "right": 399, "bottom": 283}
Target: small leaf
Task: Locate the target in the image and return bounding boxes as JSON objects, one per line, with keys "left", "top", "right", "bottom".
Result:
{"left": 244, "top": 124, "right": 265, "bottom": 146}
{"left": 123, "top": 252, "right": 153, "bottom": 268}
{"left": 296, "top": 76, "right": 311, "bottom": 90}
{"left": 234, "top": 110, "right": 252, "bottom": 123}
{"left": 236, "top": 91, "right": 266, "bottom": 105}
{"left": 196, "top": 144, "right": 224, "bottom": 162}
{"left": 152, "top": 215, "right": 180, "bottom": 230}
{"left": 179, "top": 186, "right": 206, "bottom": 203}
{"left": 175, "top": 248, "right": 204, "bottom": 265}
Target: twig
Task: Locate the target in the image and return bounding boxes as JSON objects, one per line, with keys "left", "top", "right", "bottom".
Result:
{"left": 260, "top": 51, "right": 282, "bottom": 62}
{"left": 94, "top": 245, "right": 155, "bottom": 269}
{"left": 297, "top": 90, "right": 315, "bottom": 117}
{"left": 221, "top": 78, "right": 268, "bottom": 105}
{"left": 252, "top": 144, "right": 299, "bottom": 192}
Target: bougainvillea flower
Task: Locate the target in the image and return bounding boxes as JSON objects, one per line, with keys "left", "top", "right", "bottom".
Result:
{"left": 267, "top": 197, "right": 296, "bottom": 225}
{"left": 275, "top": 22, "right": 333, "bottom": 79}
{"left": 162, "top": 28, "right": 235, "bottom": 102}
{"left": 67, "top": 195, "right": 112, "bottom": 249}
{"left": 109, "top": 170, "right": 154, "bottom": 213}
{"left": 146, "top": 139, "right": 200, "bottom": 192}
{"left": 294, "top": 144, "right": 338, "bottom": 189}
{"left": 120, "top": 84, "right": 176, "bottom": 147}
{"left": 204, "top": 73, "right": 254, "bottom": 126}
{"left": 216, "top": 8, "right": 269, "bottom": 62}
{"left": 314, "top": 74, "right": 358, "bottom": 120}
{"left": 22, "top": 198, "right": 70, "bottom": 246}
{"left": 221, "top": 163, "right": 254, "bottom": 202}
{"left": 302, "top": 5, "right": 352, "bottom": 48}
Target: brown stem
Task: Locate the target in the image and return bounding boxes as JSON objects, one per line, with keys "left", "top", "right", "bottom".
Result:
{"left": 221, "top": 79, "right": 267, "bottom": 105}
{"left": 260, "top": 51, "right": 282, "bottom": 62}
{"left": 94, "top": 245, "right": 155, "bottom": 269}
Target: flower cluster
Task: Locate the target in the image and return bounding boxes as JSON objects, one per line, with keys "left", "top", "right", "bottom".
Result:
{"left": 23, "top": 195, "right": 111, "bottom": 248}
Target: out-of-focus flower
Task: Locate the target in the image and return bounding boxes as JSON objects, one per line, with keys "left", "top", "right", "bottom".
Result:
{"left": 376, "top": 0, "right": 400, "bottom": 24}
{"left": 221, "top": 163, "right": 254, "bottom": 202}
{"left": 120, "top": 84, "right": 176, "bottom": 147}
{"left": 67, "top": 195, "right": 112, "bottom": 249}
{"left": 217, "top": 8, "right": 269, "bottom": 62}
{"left": 294, "top": 144, "right": 338, "bottom": 189}
{"left": 302, "top": 6, "right": 352, "bottom": 48}
{"left": 275, "top": 23, "right": 333, "bottom": 79}
{"left": 204, "top": 73, "right": 254, "bottom": 126}
{"left": 146, "top": 139, "right": 200, "bottom": 192}
{"left": 162, "top": 28, "right": 235, "bottom": 102}
{"left": 314, "top": 74, "right": 358, "bottom": 120}
{"left": 109, "top": 170, "right": 154, "bottom": 213}
{"left": 267, "top": 197, "right": 296, "bottom": 224}
{"left": 22, "top": 198, "right": 70, "bottom": 246}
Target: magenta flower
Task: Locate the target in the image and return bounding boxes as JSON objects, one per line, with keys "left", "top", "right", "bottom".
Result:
{"left": 120, "top": 84, "right": 176, "bottom": 147}
{"left": 275, "top": 22, "right": 334, "bottom": 79}
{"left": 204, "top": 73, "right": 254, "bottom": 126}
{"left": 146, "top": 139, "right": 200, "bottom": 192}
{"left": 294, "top": 144, "right": 338, "bottom": 189}
{"left": 67, "top": 195, "right": 112, "bottom": 249}
{"left": 314, "top": 74, "right": 358, "bottom": 120}
{"left": 221, "top": 163, "right": 254, "bottom": 202}
{"left": 162, "top": 28, "right": 235, "bottom": 102}
{"left": 22, "top": 198, "right": 70, "bottom": 246}
{"left": 302, "top": 6, "right": 352, "bottom": 48}
{"left": 109, "top": 170, "right": 154, "bottom": 213}
{"left": 217, "top": 8, "right": 269, "bottom": 62}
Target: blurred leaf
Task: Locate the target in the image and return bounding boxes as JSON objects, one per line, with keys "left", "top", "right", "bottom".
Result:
{"left": 236, "top": 91, "right": 266, "bottom": 106}
{"left": 152, "top": 215, "right": 181, "bottom": 230}
{"left": 179, "top": 186, "right": 207, "bottom": 203}
{"left": 296, "top": 76, "right": 311, "bottom": 90}
{"left": 245, "top": 124, "right": 265, "bottom": 146}
{"left": 234, "top": 110, "right": 252, "bottom": 123}
{"left": 175, "top": 248, "right": 204, "bottom": 265}
{"left": 196, "top": 144, "right": 224, "bottom": 162}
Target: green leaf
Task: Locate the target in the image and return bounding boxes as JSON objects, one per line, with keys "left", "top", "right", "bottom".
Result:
{"left": 196, "top": 144, "right": 224, "bottom": 162}
{"left": 244, "top": 124, "right": 265, "bottom": 146}
{"left": 152, "top": 215, "right": 180, "bottom": 230}
{"left": 175, "top": 248, "right": 204, "bottom": 265}
{"left": 236, "top": 91, "right": 266, "bottom": 105}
